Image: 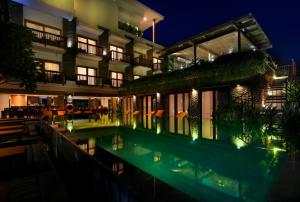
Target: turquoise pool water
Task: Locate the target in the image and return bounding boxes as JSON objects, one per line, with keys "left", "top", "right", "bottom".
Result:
{"left": 69, "top": 116, "right": 285, "bottom": 202}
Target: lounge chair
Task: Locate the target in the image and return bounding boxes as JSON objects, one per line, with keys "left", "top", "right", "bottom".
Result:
{"left": 176, "top": 111, "right": 188, "bottom": 118}
{"left": 132, "top": 111, "right": 140, "bottom": 116}
{"left": 146, "top": 111, "right": 156, "bottom": 116}
{"left": 155, "top": 110, "right": 164, "bottom": 117}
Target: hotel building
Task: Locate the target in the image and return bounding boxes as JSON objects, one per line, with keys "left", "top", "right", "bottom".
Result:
{"left": 0, "top": 0, "right": 295, "bottom": 123}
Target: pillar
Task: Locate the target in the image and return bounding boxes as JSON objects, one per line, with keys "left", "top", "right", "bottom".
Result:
{"left": 98, "top": 27, "right": 109, "bottom": 83}
{"left": 190, "top": 89, "right": 200, "bottom": 140}
{"left": 63, "top": 18, "right": 77, "bottom": 81}
{"left": 125, "top": 38, "right": 134, "bottom": 81}
{"left": 193, "top": 45, "right": 197, "bottom": 65}
{"left": 147, "top": 48, "right": 153, "bottom": 68}
{"left": 152, "top": 19, "right": 156, "bottom": 43}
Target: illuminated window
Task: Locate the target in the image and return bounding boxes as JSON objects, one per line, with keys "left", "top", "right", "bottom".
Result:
{"left": 77, "top": 66, "right": 96, "bottom": 85}
{"left": 110, "top": 71, "right": 123, "bottom": 87}
{"left": 110, "top": 45, "right": 124, "bottom": 60}
{"left": 45, "top": 62, "right": 59, "bottom": 72}
{"left": 77, "top": 36, "right": 97, "bottom": 55}
{"left": 25, "top": 20, "right": 61, "bottom": 41}
{"left": 153, "top": 58, "right": 161, "bottom": 71}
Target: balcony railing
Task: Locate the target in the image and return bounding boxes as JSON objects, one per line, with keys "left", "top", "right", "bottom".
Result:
{"left": 109, "top": 51, "right": 130, "bottom": 63}
{"left": 153, "top": 63, "right": 161, "bottom": 71}
{"left": 111, "top": 78, "right": 124, "bottom": 88}
{"left": 76, "top": 74, "right": 104, "bottom": 86}
{"left": 29, "top": 28, "right": 66, "bottom": 48}
{"left": 134, "top": 57, "right": 151, "bottom": 67}
{"left": 36, "top": 70, "right": 66, "bottom": 84}
{"left": 76, "top": 74, "right": 125, "bottom": 88}
{"left": 77, "top": 41, "right": 103, "bottom": 56}
{"left": 118, "top": 21, "right": 143, "bottom": 37}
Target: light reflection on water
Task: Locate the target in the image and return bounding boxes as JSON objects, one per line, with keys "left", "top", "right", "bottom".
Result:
{"left": 65, "top": 114, "right": 285, "bottom": 201}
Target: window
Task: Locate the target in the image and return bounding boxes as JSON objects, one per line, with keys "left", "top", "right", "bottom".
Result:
{"left": 45, "top": 62, "right": 60, "bottom": 72}
{"left": 77, "top": 36, "right": 97, "bottom": 55}
{"left": 77, "top": 66, "right": 97, "bottom": 85}
{"left": 110, "top": 71, "right": 123, "bottom": 87}
{"left": 110, "top": 45, "right": 124, "bottom": 60}
{"left": 25, "top": 20, "right": 61, "bottom": 39}
{"left": 153, "top": 58, "right": 161, "bottom": 71}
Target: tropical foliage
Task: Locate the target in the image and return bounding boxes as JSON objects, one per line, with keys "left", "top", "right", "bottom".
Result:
{"left": 0, "top": 23, "right": 36, "bottom": 91}
{"left": 213, "top": 102, "right": 278, "bottom": 145}
{"left": 123, "top": 51, "right": 275, "bottom": 95}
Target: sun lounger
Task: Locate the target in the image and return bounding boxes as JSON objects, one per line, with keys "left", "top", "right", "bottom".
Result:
{"left": 155, "top": 110, "right": 164, "bottom": 117}
{"left": 176, "top": 111, "right": 188, "bottom": 118}
{"left": 0, "top": 146, "right": 26, "bottom": 158}
{"left": 0, "top": 125, "right": 24, "bottom": 131}
{"left": 132, "top": 111, "right": 140, "bottom": 116}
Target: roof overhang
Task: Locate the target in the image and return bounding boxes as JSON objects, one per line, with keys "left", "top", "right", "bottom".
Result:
{"left": 118, "top": 0, "right": 164, "bottom": 31}
{"left": 161, "top": 14, "right": 272, "bottom": 56}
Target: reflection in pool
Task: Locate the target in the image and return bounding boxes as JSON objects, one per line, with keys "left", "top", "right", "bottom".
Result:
{"left": 68, "top": 115, "right": 285, "bottom": 201}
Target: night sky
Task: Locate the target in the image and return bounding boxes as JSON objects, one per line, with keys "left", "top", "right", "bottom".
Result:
{"left": 139, "top": 0, "right": 299, "bottom": 66}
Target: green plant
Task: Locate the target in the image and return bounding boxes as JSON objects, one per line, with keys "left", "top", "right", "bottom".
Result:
{"left": 123, "top": 51, "right": 274, "bottom": 95}
{"left": 286, "top": 81, "right": 300, "bottom": 104}
{"left": 281, "top": 103, "right": 300, "bottom": 152}
{"left": 0, "top": 23, "right": 36, "bottom": 91}
{"left": 213, "top": 102, "right": 279, "bottom": 145}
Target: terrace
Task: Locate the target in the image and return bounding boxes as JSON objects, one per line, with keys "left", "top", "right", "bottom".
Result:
{"left": 29, "top": 28, "right": 66, "bottom": 48}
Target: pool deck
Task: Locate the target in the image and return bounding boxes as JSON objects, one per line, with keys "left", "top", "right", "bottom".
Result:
{"left": 0, "top": 120, "right": 69, "bottom": 202}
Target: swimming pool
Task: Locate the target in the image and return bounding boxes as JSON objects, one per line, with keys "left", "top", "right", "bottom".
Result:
{"left": 68, "top": 116, "right": 285, "bottom": 201}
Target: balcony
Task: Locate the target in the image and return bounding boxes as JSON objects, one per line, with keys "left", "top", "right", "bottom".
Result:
{"left": 75, "top": 74, "right": 125, "bottom": 88}
{"left": 111, "top": 78, "right": 124, "bottom": 88}
{"left": 77, "top": 42, "right": 103, "bottom": 57}
{"left": 36, "top": 70, "right": 66, "bottom": 84}
{"left": 29, "top": 28, "right": 66, "bottom": 48}
{"left": 153, "top": 63, "right": 161, "bottom": 71}
{"left": 76, "top": 74, "right": 104, "bottom": 86}
{"left": 109, "top": 51, "right": 130, "bottom": 63}
{"left": 134, "top": 57, "right": 151, "bottom": 67}
{"left": 118, "top": 21, "right": 143, "bottom": 37}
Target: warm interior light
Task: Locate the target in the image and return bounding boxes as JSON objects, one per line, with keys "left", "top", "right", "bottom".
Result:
{"left": 273, "top": 75, "right": 288, "bottom": 80}
{"left": 143, "top": 17, "right": 147, "bottom": 21}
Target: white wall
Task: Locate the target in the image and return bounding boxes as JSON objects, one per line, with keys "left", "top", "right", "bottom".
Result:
{"left": 33, "top": 49, "right": 62, "bottom": 62}
{"left": 23, "top": 6, "right": 63, "bottom": 29}
{"left": 76, "top": 58, "right": 98, "bottom": 69}
{"left": 74, "top": 0, "right": 119, "bottom": 33}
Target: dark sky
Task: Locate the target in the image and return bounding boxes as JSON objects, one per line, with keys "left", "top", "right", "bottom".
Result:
{"left": 139, "top": 0, "right": 299, "bottom": 65}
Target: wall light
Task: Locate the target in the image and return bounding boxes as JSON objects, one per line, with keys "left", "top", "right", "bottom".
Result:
{"left": 143, "top": 17, "right": 147, "bottom": 21}
{"left": 192, "top": 89, "right": 198, "bottom": 97}
{"left": 67, "top": 38, "right": 73, "bottom": 48}
{"left": 103, "top": 49, "right": 107, "bottom": 56}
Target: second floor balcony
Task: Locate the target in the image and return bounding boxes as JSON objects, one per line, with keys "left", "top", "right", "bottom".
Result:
{"left": 134, "top": 57, "right": 151, "bottom": 68}
{"left": 109, "top": 51, "right": 130, "bottom": 63}
{"left": 153, "top": 63, "right": 161, "bottom": 71}
{"left": 77, "top": 42, "right": 103, "bottom": 57}
{"left": 76, "top": 74, "right": 104, "bottom": 86}
{"left": 29, "top": 28, "right": 66, "bottom": 48}
{"left": 36, "top": 70, "right": 66, "bottom": 84}
{"left": 76, "top": 74, "right": 125, "bottom": 88}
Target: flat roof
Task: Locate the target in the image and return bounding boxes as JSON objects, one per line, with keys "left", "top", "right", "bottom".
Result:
{"left": 161, "top": 13, "right": 272, "bottom": 56}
